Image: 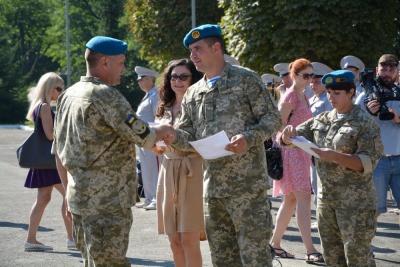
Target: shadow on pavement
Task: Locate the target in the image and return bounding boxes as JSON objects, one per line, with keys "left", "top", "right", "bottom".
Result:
{"left": 129, "top": 258, "right": 175, "bottom": 266}
{"left": 34, "top": 250, "right": 82, "bottom": 259}
{"left": 0, "top": 221, "right": 53, "bottom": 232}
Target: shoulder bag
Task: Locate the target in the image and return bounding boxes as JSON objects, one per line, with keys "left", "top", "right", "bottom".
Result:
{"left": 264, "top": 137, "right": 283, "bottom": 180}
{"left": 16, "top": 103, "right": 57, "bottom": 169}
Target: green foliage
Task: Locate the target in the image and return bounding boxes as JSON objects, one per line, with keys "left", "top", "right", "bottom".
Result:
{"left": 0, "top": 0, "right": 148, "bottom": 123}
{"left": 219, "top": 0, "right": 398, "bottom": 74}
{"left": 45, "top": 0, "right": 145, "bottom": 110}
{"left": 125, "top": 0, "right": 223, "bottom": 71}
{"left": 218, "top": 1, "right": 276, "bottom": 73}
{"left": 1, "top": 0, "right": 400, "bottom": 123}
{"left": 0, "top": 0, "right": 59, "bottom": 123}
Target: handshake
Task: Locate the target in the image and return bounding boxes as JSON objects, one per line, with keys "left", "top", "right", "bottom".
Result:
{"left": 152, "top": 124, "right": 176, "bottom": 146}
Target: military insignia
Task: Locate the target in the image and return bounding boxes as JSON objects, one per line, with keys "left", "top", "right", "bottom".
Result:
{"left": 124, "top": 114, "right": 150, "bottom": 139}
{"left": 192, "top": 30, "right": 200, "bottom": 39}
{"left": 325, "top": 77, "right": 333, "bottom": 84}
{"left": 125, "top": 114, "right": 135, "bottom": 125}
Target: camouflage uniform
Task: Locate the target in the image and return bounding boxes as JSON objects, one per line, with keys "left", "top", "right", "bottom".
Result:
{"left": 52, "top": 76, "right": 155, "bottom": 267}
{"left": 295, "top": 105, "right": 383, "bottom": 267}
{"left": 173, "top": 63, "right": 282, "bottom": 266}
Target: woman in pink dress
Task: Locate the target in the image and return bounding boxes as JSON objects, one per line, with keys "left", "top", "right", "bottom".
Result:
{"left": 270, "top": 59, "right": 324, "bottom": 263}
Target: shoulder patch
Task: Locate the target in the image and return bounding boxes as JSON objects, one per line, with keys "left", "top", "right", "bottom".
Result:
{"left": 125, "top": 114, "right": 150, "bottom": 139}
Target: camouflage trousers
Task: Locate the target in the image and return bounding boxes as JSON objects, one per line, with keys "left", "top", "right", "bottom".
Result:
{"left": 204, "top": 189, "right": 273, "bottom": 267}
{"left": 318, "top": 199, "right": 376, "bottom": 267}
{"left": 72, "top": 208, "right": 133, "bottom": 267}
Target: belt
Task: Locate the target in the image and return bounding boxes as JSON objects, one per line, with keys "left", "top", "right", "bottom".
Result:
{"left": 382, "top": 154, "right": 400, "bottom": 157}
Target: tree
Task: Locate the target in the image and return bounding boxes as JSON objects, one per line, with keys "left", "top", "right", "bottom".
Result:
{"left": 219, "top": 0, "right": 398, "bottom": 74}
{"left": 46, "top": 0, "right": 128, "bottom": 85}
{"left": 0, "top": 0, "right": 59, "bottom": 123}
{"left": 125, "top": 0, "right": 224, "bottom": 71}
{"left": 218, "top": 1, "right": 276, "bottom": 73}
{"left": 0, "top": 0, "right": 147, "bottom": 123}
{"left": 46, "top": 0, "right": 146, "bottom": 110}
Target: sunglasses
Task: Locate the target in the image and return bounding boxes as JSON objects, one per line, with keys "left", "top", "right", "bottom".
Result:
{"left": 55, "top": 86, "right": 63, "bottom": 93}
{"left": 170, "top": 74, "right": 192, "bottom": 81}
{"left": 297, "top": 72, "right": 315, "bottom": 80}
{"left": 379, "top": 62, "right": 398, "bottom": 70}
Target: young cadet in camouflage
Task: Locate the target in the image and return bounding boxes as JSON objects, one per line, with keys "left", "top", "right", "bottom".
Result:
{"left": 52, "top": 36, "right": 174, "bottom": 267}
{"left": 281, "top": 70, "right": 383, "bottom": 267}
{"left": 172, "top": 24, "right": 282, "bottom": 267}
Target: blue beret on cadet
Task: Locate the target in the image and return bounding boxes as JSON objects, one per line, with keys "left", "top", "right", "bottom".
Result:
{"left": 86, "top": 36, "right": 127, "bottom": 56}
{"left": 322, "top": 70, "right": 355, "bottom": 88}
{"left": 183, "top": 24, "right": 222, "bottom": 48}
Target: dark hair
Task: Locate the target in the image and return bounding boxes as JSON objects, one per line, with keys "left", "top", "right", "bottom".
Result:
{"left": 203, "top": 36, "right": 226, "bottom": 54}
{"left": 156, "top": 59, "right": 203, "bottom": 118}
{"left": 327, "top": 82, "right": 357, "bottom": 98}
{"left": 378, "top": 54, "right": 399, "bottom": 65}
{"left": 85, "top": 48, "right": 104, "bottom": 68}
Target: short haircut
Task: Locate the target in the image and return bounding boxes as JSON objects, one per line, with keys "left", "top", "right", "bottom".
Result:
{"left": 203, "top": 36, "right": 226, "bottom": 54}
{"left": 85, "top": 48, "right": 105, "bottom": 68}
{"left": 327, "top": 82, "right": 356, "bottom": 98}
{"left": 378, "top": 54, "right": 399, "bottom": 64}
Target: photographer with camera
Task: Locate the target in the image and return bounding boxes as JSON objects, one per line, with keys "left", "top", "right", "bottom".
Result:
{"left": 355, "top": 54, "right": 400, "bottom": 217}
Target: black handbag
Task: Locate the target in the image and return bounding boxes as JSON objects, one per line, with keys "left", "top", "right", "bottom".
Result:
{"left": 264, "top": 137, "right": 283, "bottom": 180}
{"left": 16, "top": 103, "right": 57, "bottom": 169}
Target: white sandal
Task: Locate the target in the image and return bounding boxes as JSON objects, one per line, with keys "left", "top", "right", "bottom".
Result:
{"left": 24, "top": 241, "right": 53, "bottom": 251}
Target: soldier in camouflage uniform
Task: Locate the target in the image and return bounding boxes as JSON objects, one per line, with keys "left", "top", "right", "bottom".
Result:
{"left": 281, "top": 70, "right": 383, "bottom": 267}
{"left": 52, "top": 36, "right": 174, "bottom": 267}
{"left": 171, "top": 24, "right": 282, "bottom": 267}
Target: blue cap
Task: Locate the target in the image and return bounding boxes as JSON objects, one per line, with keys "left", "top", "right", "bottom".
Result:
{"left": 183, "top": 24, "right": 222, "bottom": 48}
{"left": 86, "top": 36, "right": 127, "bottom": 56}
{"left": 322, "top": 70, "right": 355, "bottom": 87}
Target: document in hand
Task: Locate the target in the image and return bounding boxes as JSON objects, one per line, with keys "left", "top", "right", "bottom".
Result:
{"left": 290, "top": 136, "right": 320, "bottom": 158}
{"left": 189, "top": 130, "right": 235, "bottom": 160}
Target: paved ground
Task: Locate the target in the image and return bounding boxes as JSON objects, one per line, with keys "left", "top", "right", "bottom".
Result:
{"left": 0, "top": 128, "right": 399, "bottom": 267}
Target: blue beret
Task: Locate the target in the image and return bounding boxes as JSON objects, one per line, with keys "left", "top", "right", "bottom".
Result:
{"left": 322, "top": 70, "right": 355, "bottom": 87}
{"left": 86, "top": 36, "right": 127, "bottom": 56}
{"left": 183, "top": 24, "right": 222, "bottom": 48}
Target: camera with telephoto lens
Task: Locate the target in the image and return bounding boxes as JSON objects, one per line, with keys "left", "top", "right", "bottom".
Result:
{"left": 359, "top": 68, "right": 400, "bottom": 120}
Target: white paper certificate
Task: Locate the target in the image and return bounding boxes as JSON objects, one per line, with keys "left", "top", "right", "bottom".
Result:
{"left": 290, "top": 136, "right": 320, "bottom": 158}
{"left": 189, "top": 130, "right": 235, "bottom": 160}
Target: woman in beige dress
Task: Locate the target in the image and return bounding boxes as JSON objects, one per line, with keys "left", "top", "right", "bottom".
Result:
{"left": 153, "top": 59, "right": 204, "bottom": 267}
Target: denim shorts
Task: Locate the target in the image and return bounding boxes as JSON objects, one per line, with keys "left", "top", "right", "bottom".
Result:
{"left": 373, "top": 155, "right": 400, "bottom": 213}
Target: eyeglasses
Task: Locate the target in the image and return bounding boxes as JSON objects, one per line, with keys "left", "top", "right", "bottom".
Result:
{"left": 55, "top": 87, "right": 63, "bottom": 93}
{"left": 170, "top": 74, "right": 192, "bottom": 81}
{"left": 296, "top": 72, "right": 315, "bottom": 80}
{"left": 379, "top": 62, "right": 398, "bottom": 70}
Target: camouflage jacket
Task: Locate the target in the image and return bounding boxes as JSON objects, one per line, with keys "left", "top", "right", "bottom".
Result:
{"left": 173, "top": 63, "right": 282, "bottom": 198}
{"left": 52, "top": 76, "right": 155, "bottom": 216}
{"left": 296, "top": 105, "right": 383, "bottom": 208}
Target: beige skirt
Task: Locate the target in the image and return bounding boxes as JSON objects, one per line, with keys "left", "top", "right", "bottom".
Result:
{"left": 156, "top": 152, "right": 204, "bottom": 234}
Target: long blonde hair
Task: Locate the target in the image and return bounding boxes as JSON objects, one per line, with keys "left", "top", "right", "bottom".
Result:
{"left": 26, "top": 72, "right": 64, "bottom": 121}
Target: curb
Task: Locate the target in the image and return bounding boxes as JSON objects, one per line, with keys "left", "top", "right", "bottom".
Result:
{"left": 0, "top": 125, "right": 33, "bottom": 131}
